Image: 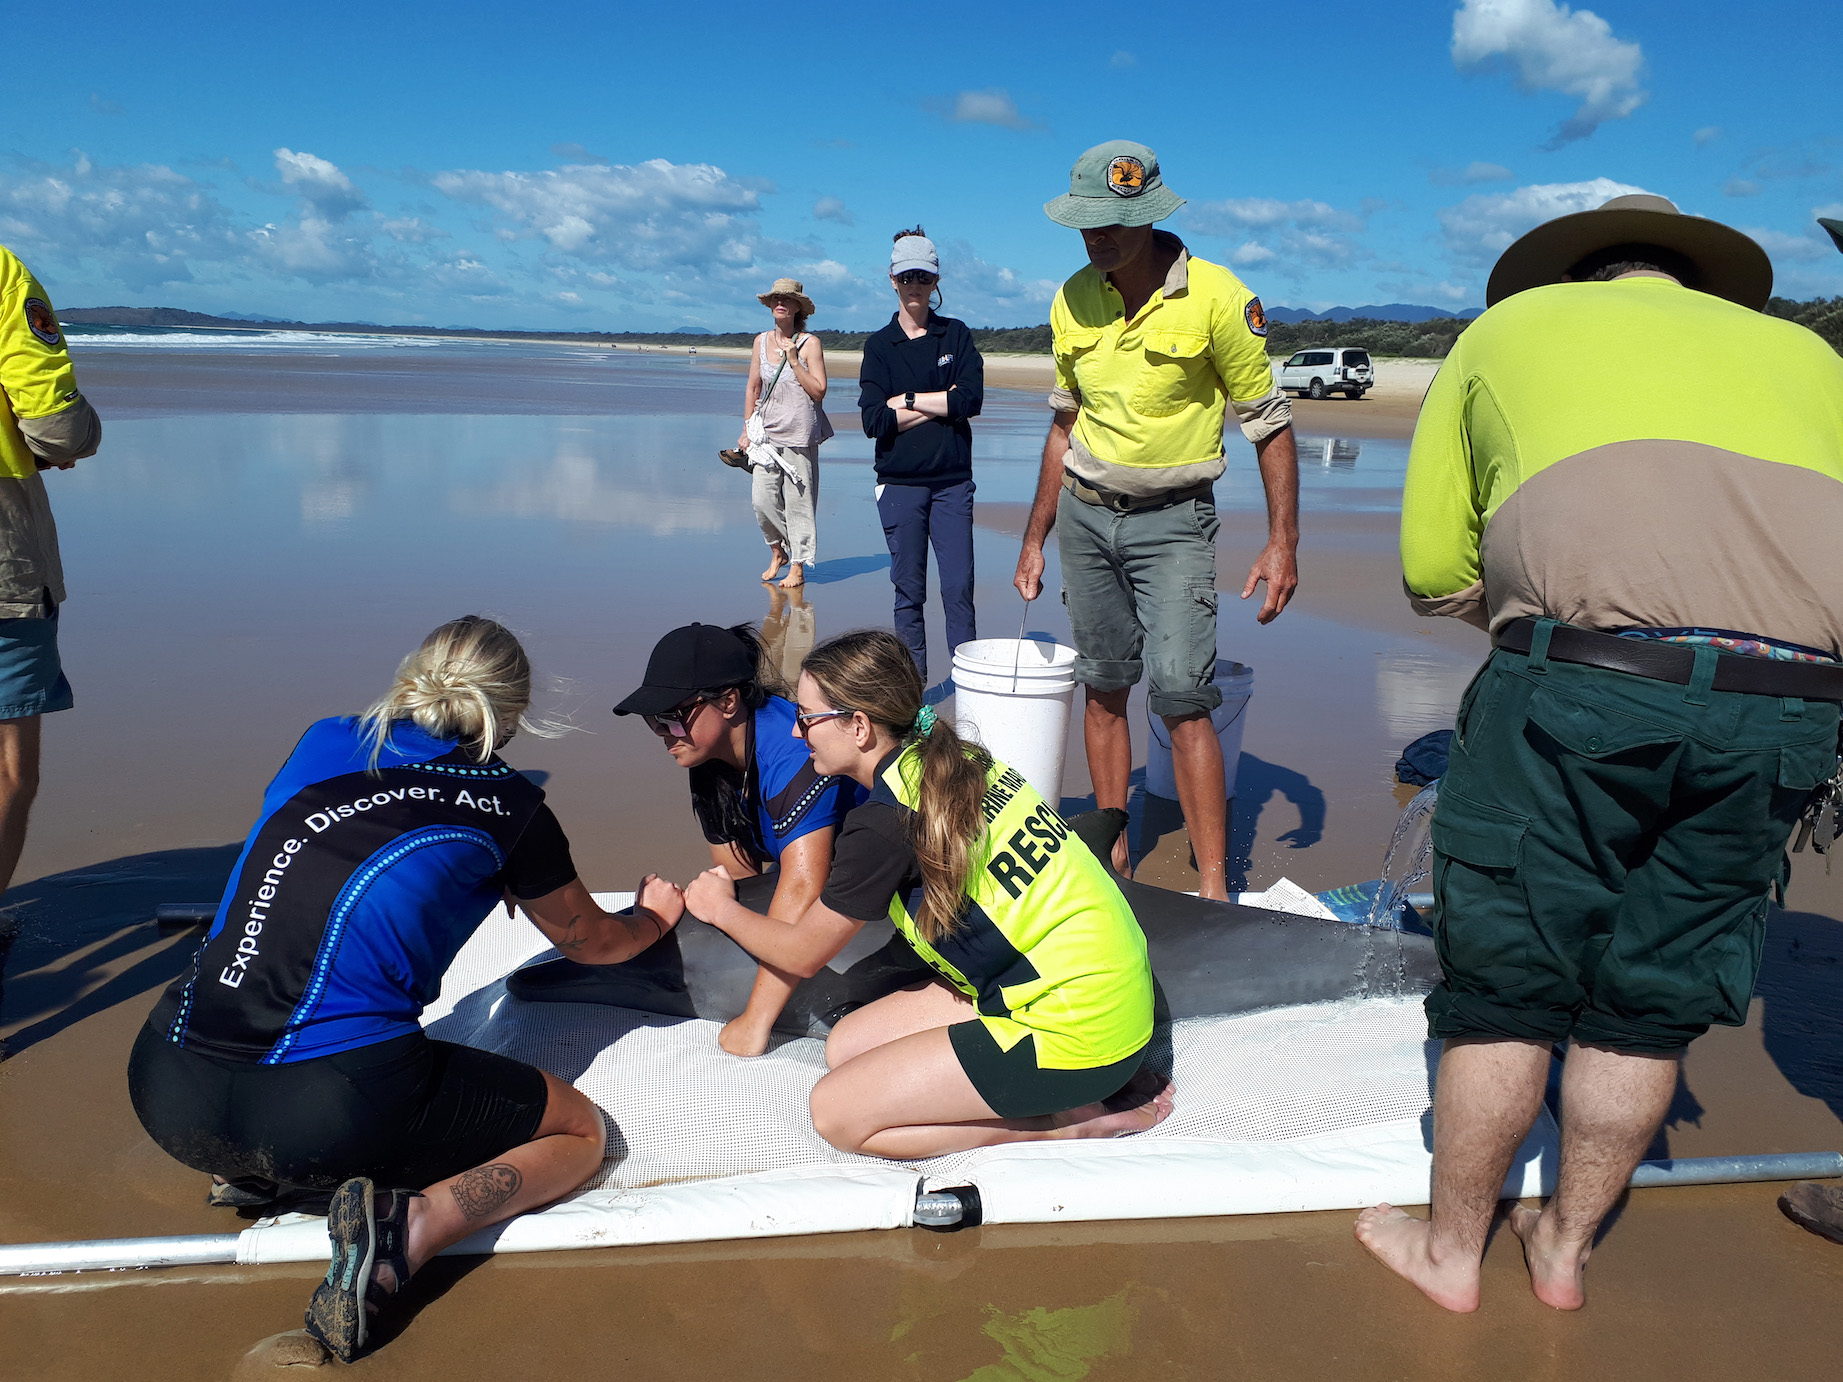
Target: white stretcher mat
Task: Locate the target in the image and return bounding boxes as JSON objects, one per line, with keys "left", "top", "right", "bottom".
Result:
{"left": 408, "top": 897, "right": 1555, "bottom": 1245}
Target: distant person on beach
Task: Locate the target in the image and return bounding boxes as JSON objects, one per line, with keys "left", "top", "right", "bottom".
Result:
{"left": 684, "top": 628, "right": 1172, "bottom": 1158}
{"left": 128, "top": 617, "right": 687, "bottom": 1361}
{"left": 858, "top": 227, "right": 985, "bottom": 685}
{"left": 739, "top": 278, "right": 832, "bottom": 589}
{"left": 1011, "top": 141, "right": 1298, "bottom": 901}
{"left": 1358, "top": 194, "right": 1843, "bottom": 1311}
{"left": 0, "top": 248, "right": 101, "bottom": 1007}
{"left": 614, "top": 622, "right": 862, "bottom": 1055}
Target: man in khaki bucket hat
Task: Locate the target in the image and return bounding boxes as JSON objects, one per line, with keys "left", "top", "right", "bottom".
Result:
{"left": 1359, "top": 192, "right": 1843, "bottom": 1312}
{"left": 1015, "top": 140, "right": 1298, "bottom": 902}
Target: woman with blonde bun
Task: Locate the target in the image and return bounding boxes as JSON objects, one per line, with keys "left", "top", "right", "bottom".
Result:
{"left": 686, "top": 628, "right": 1171, "bottom": 1159}
{"left": 128, "top": 616, "right": 685, "bottom": 1362}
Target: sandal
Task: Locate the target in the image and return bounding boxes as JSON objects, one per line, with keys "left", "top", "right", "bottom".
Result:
{"left": 304, "top": 1178, "right": 420, "bottom": 1361}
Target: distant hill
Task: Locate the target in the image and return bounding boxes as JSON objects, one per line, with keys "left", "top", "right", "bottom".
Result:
{"left": 1266, "top": 303, "right": 1484, "bottom": 324}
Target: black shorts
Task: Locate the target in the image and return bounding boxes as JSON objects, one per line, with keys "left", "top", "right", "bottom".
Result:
{"left": 128, "top": 1024, "right": 550, "bottom": 1191}
{"left": 948, "top": 1020, "right": 1146, "bottom": 1120}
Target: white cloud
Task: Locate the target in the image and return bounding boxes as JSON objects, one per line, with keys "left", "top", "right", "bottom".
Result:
{"left": 813, "top": 196, "right": 853, "bottom": 225}
{"left": 935, "top": 241, "right": 1058, "bottom": 324}
{"left": 380, "top": 216, "right": 447, "bottom": 244}
{"left": 1438, "top": 177, "right": 1647, "bottom": 265}
{"left": 0, "top": 153, "right": 241, "bottom": 289}
{"left": 273, "top": 148, "right": 368, "bottom": 220}
{"left": 1182, "top": 198, "right": 1370, "bottom": 273}
{"left": 1724, "top": 178, "right": 1762, "bottom": 198}
{"left": 431, "top": 158, "right": 768, "bottom": 273}
{"left": 1451, "top": 0, "right": 1647, "bottom": 147}
{"left": 1693, "top": 126, "right": 1722, "bottom": 146}
{"left": 1744, "top": 226, "right": 1832, "bottom": 264}
{"left": 1429, "top": 161, "right": 1514, "bottom": 185}
{"left": 947, "top": 89, "right": 1035, "bottom": 131}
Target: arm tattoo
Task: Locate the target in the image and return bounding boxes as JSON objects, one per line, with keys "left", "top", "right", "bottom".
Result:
{"left": 555, "top": 913, "right": 588, "bottom": 954}
{"left": 450, "top": 1163, "right": 523, "bottom": 1220}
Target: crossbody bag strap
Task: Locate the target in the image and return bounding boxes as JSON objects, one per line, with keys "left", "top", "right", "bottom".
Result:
{"left": 753, "top": 334, "right": 805, "bottom": 416}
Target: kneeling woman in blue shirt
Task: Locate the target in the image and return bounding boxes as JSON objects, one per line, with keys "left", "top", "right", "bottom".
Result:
{"left": 616, "top": 622, "right": 863, "bottom": 1055}
{"left": 129, "top": 617, "right": 685, "bottom": 1361}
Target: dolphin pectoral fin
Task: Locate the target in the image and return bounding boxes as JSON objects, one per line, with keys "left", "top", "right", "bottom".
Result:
{"left": 506, "top": 927, "right": 700, "bottom": 1018}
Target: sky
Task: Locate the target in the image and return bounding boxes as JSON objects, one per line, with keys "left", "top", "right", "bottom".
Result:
{"left": 3, "top": 0, "right": 1839, "bottom": 331}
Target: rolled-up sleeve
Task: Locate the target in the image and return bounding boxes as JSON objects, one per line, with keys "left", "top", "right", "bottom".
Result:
{"left": 1400, "top": 354, "right": 1487, "bottom": 628}
{"left": 947, "top": 325, "right": 983, "bottom": 419}
{"left": 18, "top": 396, "right": 101, "bottom": 463}
{"left": 858, "top": 337, "right": 898, "bottom": 440}
{"left": 1210, "top": 293, "right": 1290, "bottom": 443}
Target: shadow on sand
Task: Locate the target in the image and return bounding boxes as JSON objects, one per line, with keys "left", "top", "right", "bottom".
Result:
{"left": 0, "top": 844, "right": 239, "bottom": 1059}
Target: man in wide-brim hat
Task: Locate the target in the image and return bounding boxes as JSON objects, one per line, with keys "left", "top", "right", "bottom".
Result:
{"left": 1358, "top": 193, "right": 1843, "bottom": 1311}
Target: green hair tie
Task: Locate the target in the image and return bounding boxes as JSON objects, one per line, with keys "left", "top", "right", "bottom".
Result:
{"left": 912, "top": 704, "right": 938, "bottom": 737}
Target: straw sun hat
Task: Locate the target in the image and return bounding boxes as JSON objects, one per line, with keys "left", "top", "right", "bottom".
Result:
{"left": 1486, "top": 193, "right": 1772, "bottom": 309}
{"left": 757, "top": 278, "right": 817, "bottom": 316}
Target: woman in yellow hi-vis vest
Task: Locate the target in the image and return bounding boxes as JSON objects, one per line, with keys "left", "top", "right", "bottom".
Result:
{"left": 685, "top": 629, "right": 1170, "bottom": 1158}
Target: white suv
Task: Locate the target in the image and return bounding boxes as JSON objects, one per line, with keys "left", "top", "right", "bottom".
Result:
{"left": 1276, "top": 347, "right": 1372, "bottom": 400}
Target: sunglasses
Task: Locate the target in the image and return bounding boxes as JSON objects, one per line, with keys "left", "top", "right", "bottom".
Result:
{"left": 793, "top": 706, "right": 857, "bottom": 738}
{"left": 643, "top": 696, "right": 712, "bottom": 739}
{"left": 894, "top": 271, "right": 938, "bottom": 286}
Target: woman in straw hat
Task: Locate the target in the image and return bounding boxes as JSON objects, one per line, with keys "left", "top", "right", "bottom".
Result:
{"left": 739, "top": 278, "right": 833, "bottom": 589}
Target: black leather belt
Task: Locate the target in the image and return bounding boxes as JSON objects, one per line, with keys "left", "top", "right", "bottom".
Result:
{"left": 1062, "top": 471, "right": 1213, "bottom": 514}
{"left": 1493, "top": 618, "right": 1843, "bottom": 701}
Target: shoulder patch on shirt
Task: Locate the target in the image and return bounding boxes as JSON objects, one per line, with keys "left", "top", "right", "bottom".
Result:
{"left": 1244, "top": 297, "right": 1267, "bottom": 338}
{"left": 24, "top": 298, "right": 60, "bottom": 347}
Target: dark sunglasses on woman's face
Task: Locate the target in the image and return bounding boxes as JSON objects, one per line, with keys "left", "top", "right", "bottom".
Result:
{"left": 895, "top": 271, "right": 938, "bottom": 286}
{"left": 643, "top": 696, "right": 712, "bottom": 738}
{"left": 793, "top": 706, "right": 856, "bottom": 738}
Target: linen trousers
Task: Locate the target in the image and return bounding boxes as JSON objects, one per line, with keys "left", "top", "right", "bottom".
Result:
{"left": 751, "top": 442, "right": 819, "bottom": 565}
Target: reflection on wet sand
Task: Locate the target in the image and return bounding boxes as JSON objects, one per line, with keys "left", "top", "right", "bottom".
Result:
{"left": 760, "top": 584, "right": 815, "bottom": 691}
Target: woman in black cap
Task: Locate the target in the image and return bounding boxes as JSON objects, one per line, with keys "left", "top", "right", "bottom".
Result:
{"left": 614, "top": 621, "right": 864, "bottom": 1054}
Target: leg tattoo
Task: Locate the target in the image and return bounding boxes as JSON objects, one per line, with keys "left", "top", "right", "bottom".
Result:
{"left": 449, "top": 1163, "right": 523, "bottom": 1220}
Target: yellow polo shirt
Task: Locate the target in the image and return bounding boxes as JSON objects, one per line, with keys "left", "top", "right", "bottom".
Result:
{"left": 1401, "top": 276, "right": 1843, "bottom": 655}
{"left": 0, "top": 247, "right": 82, "bottom": 481}
{"left": 1049, "top": 233, "right": 1288, "bottom": 497}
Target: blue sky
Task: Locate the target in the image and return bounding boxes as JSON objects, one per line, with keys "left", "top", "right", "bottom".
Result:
{"left": 4, "top": 0, "right": 1839, "bottom": 330}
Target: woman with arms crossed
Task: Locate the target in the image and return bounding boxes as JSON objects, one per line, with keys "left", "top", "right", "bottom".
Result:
{"left": 686, "top": 629, "right": 1172, "bottom": 1157}
{"left": 128, "top": 617, "right": 685, "bottom": 1360}
{"left": 615, "top": 621, "right": 861, "bottom": 1055}
{"left": 738, "top": 278, "right": 832, "bottom": 589}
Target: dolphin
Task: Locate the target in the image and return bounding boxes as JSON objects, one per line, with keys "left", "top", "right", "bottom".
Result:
{"left": 507, "top": 809, "right": 1441, "bottom": 1033}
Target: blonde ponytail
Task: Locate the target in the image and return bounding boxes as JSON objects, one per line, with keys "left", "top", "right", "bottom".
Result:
{"left": 358, "top": 616, "right": 542, "bottom": 769}
{"left": 801, "top": 629, "right": 991, "bottom": 942}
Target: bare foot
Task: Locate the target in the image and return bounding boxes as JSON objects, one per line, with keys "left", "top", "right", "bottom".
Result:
{"left": 1051, "top": 1077, "right": 1175, "bottom": 1140}
{"left": 1352, "top": 1204, "right": 1481, "bottom": 1312}
{"left": 761, "top": 546, "right": 787, "bottom": 582}
{"left": 1111, "top": 832, "right": 1133, "bottom": 880}
{"left": 778, "top": 563, "right": 805, "bottom": 589}
{"left": 718, "top": 1013, "right": 772, "bottom": 1058}
{"left": 1508, "top": 1204, "right": 1589, "bottom": 1310}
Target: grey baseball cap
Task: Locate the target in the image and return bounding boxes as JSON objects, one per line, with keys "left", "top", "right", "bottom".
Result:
{"left": 1045, "top": 140, "right": 1185, "bottom": 230}
{"left": 890, "top": 234, "right": 940, "bottom": 276}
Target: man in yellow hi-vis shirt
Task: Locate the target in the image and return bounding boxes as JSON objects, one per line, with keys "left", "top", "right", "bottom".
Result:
{"left": 0, "top": 245, "right": 100, "bottom": 942}
{"left": 1357, "top": 195, "right": 1843, "bottom": 1311}
{"left": 1012, "top": 141, "right": 1298, "bottom": 901}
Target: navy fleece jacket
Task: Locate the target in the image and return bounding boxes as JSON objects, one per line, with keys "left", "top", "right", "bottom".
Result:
{"left": 857, "top": 314, "right": 984, "bottom": 485}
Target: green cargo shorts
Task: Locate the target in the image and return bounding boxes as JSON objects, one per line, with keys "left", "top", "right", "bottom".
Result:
{"left": 1426, "top": 628, "right": 1840, "bottom": 1053}
{"left": 1056, "top": 487, "right": 1223, "bottom": 719}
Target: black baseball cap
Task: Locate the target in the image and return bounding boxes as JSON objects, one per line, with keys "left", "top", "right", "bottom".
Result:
{"left": 613, "top": 623, "right": 756, "bottom": 716}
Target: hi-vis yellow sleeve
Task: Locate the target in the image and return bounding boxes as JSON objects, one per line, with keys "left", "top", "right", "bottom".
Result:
{"left": 1400, "top": 353, "right": 1487, "bottom": 624}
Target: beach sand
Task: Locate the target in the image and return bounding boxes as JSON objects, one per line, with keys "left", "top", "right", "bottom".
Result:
{"left": 2, "top": 344, "right": 1838, "bottom": 1379}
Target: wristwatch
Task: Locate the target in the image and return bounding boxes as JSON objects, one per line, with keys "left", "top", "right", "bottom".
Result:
{"left": 905, "top": 391, "right": 915, "bottom": 410}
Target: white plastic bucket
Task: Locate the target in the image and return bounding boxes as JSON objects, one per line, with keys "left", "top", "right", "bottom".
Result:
{"left": 1146, "top": 660, "right": 1253, "bottom": 800}
{"left": 951, "top": 638, "right": 1079, "bottom": 804}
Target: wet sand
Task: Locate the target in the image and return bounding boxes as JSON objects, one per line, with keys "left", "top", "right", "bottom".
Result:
{"left": 3, "top": 342, "right": 1840, "bottom": 1379}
